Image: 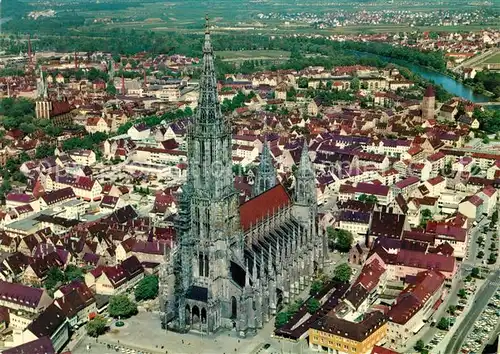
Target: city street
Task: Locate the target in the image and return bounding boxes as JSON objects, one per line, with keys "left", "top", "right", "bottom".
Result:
{"left": 445, "top": 269, "right": 500, "bottom": 354}
{"left": 401, "top": 215, "right": 493, "bottom": 352}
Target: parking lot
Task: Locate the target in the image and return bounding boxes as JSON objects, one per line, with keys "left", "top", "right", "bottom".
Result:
{"left": 460, "top": 289, "right": 500, "bottom": 353}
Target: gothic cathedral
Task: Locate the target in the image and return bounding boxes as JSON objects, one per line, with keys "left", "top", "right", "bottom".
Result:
{"left": 160, "top": 18, "right": 324, "bottom": 337}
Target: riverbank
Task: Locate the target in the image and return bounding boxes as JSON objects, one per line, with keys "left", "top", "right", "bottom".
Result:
{"left": 349, "top": 50, "right": 492, "bottom": 102}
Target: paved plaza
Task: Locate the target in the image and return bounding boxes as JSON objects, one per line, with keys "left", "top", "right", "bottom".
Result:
{"left": 73, "top": 310, "right": 313, "bottom": 354}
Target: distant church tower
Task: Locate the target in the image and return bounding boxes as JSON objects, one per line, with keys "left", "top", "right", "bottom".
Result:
{"left": 252, "top": 140, "right": 277, "bottom": 197}
{"left": 35, "top": 68, "right": 51, "bottom": 119}
{"left": 421, "top": 85, "right": 435, "bottom": 121}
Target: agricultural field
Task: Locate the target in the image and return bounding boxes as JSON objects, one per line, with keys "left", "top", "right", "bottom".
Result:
{"left": 483, "top": 53, "right": 500, "bottom": 65}
{"left": 216, "top": 50, "right": 290, "bottom": 61}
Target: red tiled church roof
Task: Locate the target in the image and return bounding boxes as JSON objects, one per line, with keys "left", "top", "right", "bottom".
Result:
{"left": 239, "top": 184, "right": 290, "bottom": 231}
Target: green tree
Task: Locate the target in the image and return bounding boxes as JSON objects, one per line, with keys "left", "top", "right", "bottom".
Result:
{"left": 471, "top": 267, "right": 480, "bottom": 278}
{"left": 106, "top": 81, "right": 117, "bottom": 95}
{"left": 297, "top": 77, "right": 309, "bottom": 89}
{"left": 421, "top": 209, "right": 432, "bottom": 219}
{"left": 134, "top": 275, "right": 159, "bottom": 301}
{"left": 44, "top": 267, "right": 64, "bottom": 291}
{"left": 491, "top": 210, "right": 498, "bottom": 225}
{"left": 488, "top": 253, "right": 497, "bottom": 264}
{"left": 275, "top": 312, "right": 290, "bottom": 328}
{"left": 458, "top": 289, "right": 467, "bottom": 299}
{"left": 108, "top": 295, "right": 138, "bottom": 319}
{"left": 309, "top": 279, "right": 323, "bottom": 295}
{"left": 307, "top": 298, "right": 320, "bottom": 314}
{"left": 335, "top": 229, "right": 354, "bottom": 252}
{"left": 478, "top": 250, "right": 485, "bottom": 259}
{"left": 358, "top": 194, "right": 378, "bottom": 204}
{"left": 286, "top": 87, "right": 297, "bottom": 101}
{"left": 447, "top": 305, "right": 456, "bottom": 315}
{"left": 414, "top": 339, "right": 425, "bottom": 352}
{"left": 333, "top": 263, "right": 352, "bottom": 283}
{"left": 351, "top": 77, "right": 360, "bottom": 91}
{"left": 86, "top": 315, "right": 107, "bottom": 337}
{"left": 436, "top": 317, "right": 450, "bottom": 330}
{"left": 35, "top": 144, "right": 55, "bottom": 159}
{"left": 64, "top": 265, "right": 84, "bottom": 282}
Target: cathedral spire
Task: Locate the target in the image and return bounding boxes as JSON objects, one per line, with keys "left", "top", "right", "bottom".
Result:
{"left": 37, "top": 67, "right": 47, "bottom": 100}
{"left": 295, "top": 139, "right": 316, "bottom": 206}
{"left": 253, "top": 138, "right": 277, "bottom": 197}
{"left": 194, "top": 14, "right": 222, "bottom": 125}
{"left": 297, "top": 140, "right": 314, "bottom": 177}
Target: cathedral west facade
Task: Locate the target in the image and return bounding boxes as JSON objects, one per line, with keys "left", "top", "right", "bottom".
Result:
{"left": 159, "top": 18, "right": 324, "bottom": 337}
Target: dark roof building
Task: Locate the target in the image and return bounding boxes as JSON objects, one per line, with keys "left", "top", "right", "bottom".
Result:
{"left": 2, "top": 337, "right": 55, "bottom": 354}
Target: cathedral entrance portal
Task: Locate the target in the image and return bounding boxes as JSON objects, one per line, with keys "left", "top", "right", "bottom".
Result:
{"left": 192, "top": 306, "right": 200, "bottom": 330}
{"left": 231, "top": 296, "right": 237, "bottom": 319}
{"left": 201, "top": 308, "right": 207, "bottom": 324}
{"left": 185, "top": 305, "right": 191, "bottom": 326}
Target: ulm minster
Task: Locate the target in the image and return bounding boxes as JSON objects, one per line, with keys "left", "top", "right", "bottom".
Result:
{"left": 159, "top": 17, "right": 324, "bottom": 336}
{"left": 1, "top": 0, "right": 500, "bottom": 352}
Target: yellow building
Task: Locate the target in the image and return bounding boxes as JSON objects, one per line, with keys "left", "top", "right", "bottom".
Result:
{"left": 309, "top": 311, "right": 387, "bottom": 354}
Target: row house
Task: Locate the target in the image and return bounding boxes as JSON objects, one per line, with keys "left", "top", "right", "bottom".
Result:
{"left": 45, "top": 174, "right": 102, "bottom": 202}
{"left": 84, "top": 255, "right": 144, "bottom": 295}
{"left": 355, "top": 183, "right": 393, "bottom": 206}
{"left": 386, "top": 270, "right": 445, "bottom": 349}
{"left": 365, "top": 139, "right": 411, "bottom": 158}
{"left": 16, "top": 304, "right": 69, "bottom": 352}
{"left": 392, "top": 176, "right": 420, "bottom": 199}
{"left": 433, "top": 224, "right": 468, "bottom": 259}
{"left": 131, "top": 147, "right": 187, "bottom": 166}
{"left": 103, "top": 137, "right": 137, "bottom": 161}
{"left": 426, "top": 152, "right": 446, "bottom": 178}
{"left": 85, "top": 116, "right": 110, "bottom": 134}
{"left": 336, "top": 210, "right": 371, "bottom": 237}
{"left": 486, "top": 160, "right": 500, "bottom": 180}
{"left": 309, "top": 311, "right": 387, "bottom": 354}
{"left": 0, "top": 281, "right": 52, "bottom": 314}
{"left": 424, "top": 176, "right": 446, "bottom": 198}
{"left": 65, "top": 149, "right": 97, "bottom": 166}
{"left": 54, "top": 281, "right": 97, "bottom": 329}
{"left": 21, "top": 252, "right": 65, "bottom": 286}
{"left": 472, "top": 152, "right": 500, "bottom": 170}
{"left": 366, "top": 244, "right": 457, "bottom": 281}
{"left": 39, "top": 187, "right": 77, "bottom": 209}
{"left": 375, "top": 168, "right": 400, "bottom": 186}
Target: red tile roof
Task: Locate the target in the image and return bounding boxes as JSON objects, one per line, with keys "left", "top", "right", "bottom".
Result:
{"left": 0, "top": 280, "right": 45, "bottom": 309}
{"left": 354, "top": 259, "right": 386, "bottom": 292}
{"left": 371, "top": 346, "right": 400, "bottom": 354}
{"left": 239, "top": 184, "right": 290, "bottom": 231}
{"left": 387, "top": 270, "right": 444, "bottom": 325}
{"left": 435, "top": 224, "right": 467, "bottom": 242}
{"left": 426, "top": 176, "right": 444, "bottom": 187}
{"left": 396, "top": 249, "right": 455, "bottom": 273}
{"left": 50, "top": 101, "right": 72, "bottom": 117}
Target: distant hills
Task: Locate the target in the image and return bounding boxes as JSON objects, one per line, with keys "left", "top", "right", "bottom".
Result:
{"left": 1, "top": 0, "right": 30, "bottom": 18}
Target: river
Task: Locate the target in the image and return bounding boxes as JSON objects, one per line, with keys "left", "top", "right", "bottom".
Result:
{"left": 352, "top": 51, "right": 492, "bottom": 103}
